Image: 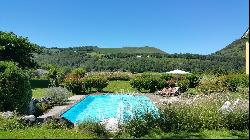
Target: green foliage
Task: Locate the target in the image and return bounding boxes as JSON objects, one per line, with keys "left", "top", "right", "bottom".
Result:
{"left": 0, "top": 127, "right": 95, "bottom": 139}
{"left": 187, "top": 74, "right": 200, "bottom": 88}
{"left": 197, "top": 75, "right": 227, "bottom": 94}
{"left": 121, "top": 113, "right": 159, "bottom": 138}
{"left": 76, "top": 121, "right": 109, "bottom": 138}
{"left": 70, "top": 67, "right": 86, "bottom": 79}
{"left": 159, "top": 94, "right": 249, "bottom": 132}
{"left": 140, "top": 129, "right": 249, "bottom": 139}
{"left": 34, "top": 38, "right": 246, "bottom": 74}
{"left": 0, "top": 61, "right": 32, "bottom": 113}
{"left": 42, "top": 118, "right": 70, "bottom": 129}
{"left": 64, "top": 79, "right": 85, "bottom": 94}
{"left": 34, "top": 102, "right": 52, "bottom": 117}
{"left": 197, "top": 74, "right": 249, "bottom": 94}
{"left": 143, "top": 76, "right": 166, "bottom": 92}
{"left": 118, "top": 93, "right": 249, "bottom": 139}
{"left": 166, "top": 79, "right": 177, "bottom": 88}
{"left": 160, "top": 74, "right": 173, "bottom": 81}
{"left": 224, "top": 74, "right": 249, "bottom": 92}
{"left": 47, "top": 66, "right": 65, "bottom": 87}
{"left": 0, "top": 114, "right": 25, "bottom": 131}
{"left": 130, "top": 76, "right": 144, "bottom": 92}
{"left": 64, "top": 75, "right": 109, "bottom": 94}
{"left": 222, "top": 107, "right": 249, "bottom": 131}
{"left": 177, "top": 79, "right": 190, "bottom": 93}
{"left": 0, "top": 31, "right": 39, "bottom": 69}
{"left": 83, "top": 76, "right": 109, "bottom": 92}
{"left": 45, "top": 87, "right": 70, "bottom": 105}
{"left": 213, "top": 38, "right": 247, "bottom": 58}
{"left": 89, "top": 71, "right": 133, "bottom": 81}
{"left": 130, "top": 74, "right": 166, "bottom": 92}
{"left": 95, "top": 46, "right": 166, "bottom": 55}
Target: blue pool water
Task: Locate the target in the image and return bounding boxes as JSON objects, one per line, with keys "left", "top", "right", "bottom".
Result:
{"left": 62, "top": 94, "right": 158, "bottom": 124}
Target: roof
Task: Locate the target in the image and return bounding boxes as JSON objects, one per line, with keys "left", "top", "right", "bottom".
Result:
{"left": 241, "top": 28, "right": 249, "bottom": 39}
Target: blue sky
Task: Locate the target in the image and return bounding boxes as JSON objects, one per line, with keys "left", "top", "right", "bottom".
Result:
{"left": 0, "top": 0, "right": 249, "bottom": 54}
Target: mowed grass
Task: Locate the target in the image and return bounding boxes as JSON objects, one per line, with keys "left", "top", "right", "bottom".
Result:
{"left": 103, "top": 80, "right": 137, "bottom": 93}
{"left": 0, "top": 128, "right": 248, "bottom": 139}
{"left": 141, "top": 129, "right": 249, "bottom": 139}
{"left": 32, "top": 81, "right": 136, "bottom": 97}
{"left": 0, "top": 127, "right": 95, "bottom": 139}
{"left": 32, "top": 88, "right": 48, "bottom": 99}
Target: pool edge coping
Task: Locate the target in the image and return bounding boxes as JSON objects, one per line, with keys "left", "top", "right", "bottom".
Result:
{"left": 57, "top": 95, "right": 88, "bottom": 119}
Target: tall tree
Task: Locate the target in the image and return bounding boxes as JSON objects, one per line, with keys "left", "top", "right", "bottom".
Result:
{"left": 0, "top": 31, "right": 39, "bottom": 69}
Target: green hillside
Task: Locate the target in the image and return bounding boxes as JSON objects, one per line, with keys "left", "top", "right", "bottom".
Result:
{"left": 212, "top": 38, "right": 247, "bottom": 58}
{"left": 94, "top": 46, "right": 167, "bottom": 54}
{"left": 34, "top": 41, "right": 245, "bottom": 74}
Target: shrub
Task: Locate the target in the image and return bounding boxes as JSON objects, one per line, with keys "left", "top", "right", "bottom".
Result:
{"left": 45, "top": 87, "right": 70, "bottom": 105}
{"left": 0, "top": 61, "right": 32, "bottom": 113}
{"left": 64, "top": 79, "right": 85, "bottom": 94}
{"left": 130, "top": 76, "right": 144, "bottom": 92}
{"left": 187, "top": 74, "right": 200, "bottom": 88}
{"left": 0, "top": 114, "right": 25, "bottom": 131}
{"left": 77, "top": 121, "right": 109, "bottom": 138}
{"left": 83, "top": 76, "right": 108, "bottom": 92}
{"left": 34, "top": 102, "right": 52, "bottom": 117}
{"left": 224, "top": 74, "right": 249, "bottom": 92}
{"left": 42, "top": 118, "right": 70, "bottom": 129}
{"left": 109, "top": 72, "right": 132, "bottom": 81}
{"left": 197, "top": 75, "right": 227, "bottom": 94}
{"left": 166, "top": 79, "right": 177, "bottom": 88}
{"left": 88, "top": 71, "right": 133, "bottom": 81}
{"left": 160, "top": 74, "right": 173, "bottom": 81}
{"left": 143, "top": 76, "right": 166, "bottom": 92}
{"left": 159, "top": 93, "right": 249, "bottom": 132}
{"left": 47, "top": 66, "right": 65, "bottom": 87}
{"left": 130, "top": 74, "right": 167, "bottom": 92}
{"left": 177, "top": 79, "right": 190, "bottom": 93}
{"left": 70, "top": 67, "right": 86, "bottom": 79}
{"left": 222, "top": 107, "right": 249, "bottom": 130}
{"left": 120, "top": 113, "right": 159, "bottom": 138}
{"left": 64, "top": 75, "right": 109, "bottom": 93}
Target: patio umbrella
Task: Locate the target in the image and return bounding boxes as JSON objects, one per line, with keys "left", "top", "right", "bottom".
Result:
{"left": 166, "top": 69, "right": 190, "bottom": 74}
{"left": 165, "top": 69, "right": 191, "bottom": 88}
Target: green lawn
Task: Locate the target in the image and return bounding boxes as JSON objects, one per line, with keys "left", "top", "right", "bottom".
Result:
{"left": 0, "top": 128, "right": 248, "bottom": 139}
{"left": 141, "top": 129, "right": 249, "bottom": 139}
{"left": 32, "top": 88, "right": 73, "bottom": 99}
{"left": 0, "top": 127, "right": 95, "bottom": 139}
{"left": 103, "top": 80, "right": 137, "bottom": 93}
{"left": 32, "top": 88, "right": 48, "bottom": 99}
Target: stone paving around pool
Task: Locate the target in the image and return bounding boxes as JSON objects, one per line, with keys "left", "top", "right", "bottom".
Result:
{"left": 37, "top": 95, "right": 86, "bottom": 122}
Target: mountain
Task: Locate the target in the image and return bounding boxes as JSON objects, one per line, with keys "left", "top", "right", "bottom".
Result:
{"left": 94, "top": 46, "right": 167, "bottom": 54}
{"left": 33, "top": 41, "right": 246, "bottom": 74}
{"left": 211, "top": 38, "right": 248, "bottom": 58}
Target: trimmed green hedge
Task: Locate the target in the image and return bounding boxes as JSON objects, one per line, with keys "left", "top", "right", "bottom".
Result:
{"left": 30, "top": 80, "right": 49, "bottom": 89}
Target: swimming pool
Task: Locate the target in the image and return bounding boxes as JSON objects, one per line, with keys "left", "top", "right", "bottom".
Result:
{"left": 61, "top": 94, "right": 158, "bottom": 124}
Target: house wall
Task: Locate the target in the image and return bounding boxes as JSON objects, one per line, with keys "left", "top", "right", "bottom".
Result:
{"left": 246, "top": 41, "right": 249, "bottom": 74}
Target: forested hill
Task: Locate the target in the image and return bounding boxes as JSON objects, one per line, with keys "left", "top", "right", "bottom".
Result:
{"left": 34, "top": 39, "right": 246, "bottom": 74}
{"left": 211, "top": 38, "right": 247, "bottom": 58}
{"left": 94, "top": 46, "right": 167, "bottom": 54}
{"left": 39, "top": 46, "right": 166, "bottom": 54}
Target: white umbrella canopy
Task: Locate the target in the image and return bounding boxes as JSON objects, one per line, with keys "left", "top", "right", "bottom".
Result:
{"left": 166, "top": 69, "right": 190, "bottom": 74}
